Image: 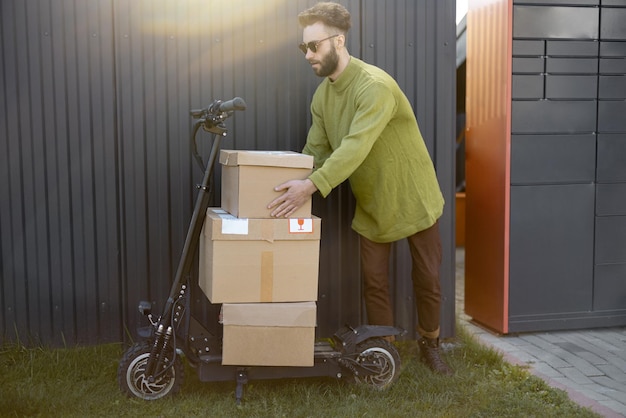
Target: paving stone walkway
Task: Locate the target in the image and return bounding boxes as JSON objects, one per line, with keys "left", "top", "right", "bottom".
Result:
{"left": 455, "top": 248, "right": 626, "bottom": 418}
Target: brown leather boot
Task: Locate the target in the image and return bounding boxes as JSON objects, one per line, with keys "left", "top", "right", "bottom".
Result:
{"left": 418, "top": 337, "right": 453, "bottom": 376}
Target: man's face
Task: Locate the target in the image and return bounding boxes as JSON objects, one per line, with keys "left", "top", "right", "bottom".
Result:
{"left": 302, "top": 23, "right": 340, "bottom": 78}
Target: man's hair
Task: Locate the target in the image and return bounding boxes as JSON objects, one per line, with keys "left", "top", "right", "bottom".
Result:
{"left": 298, "top": 2, "right": 352, "bottom": 33}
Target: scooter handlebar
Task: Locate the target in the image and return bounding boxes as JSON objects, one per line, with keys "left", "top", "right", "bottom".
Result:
{"left": 218, "top": 97, "right": 247, "bottom": 112}
{"left": 190, "top": 97, "right": 247, "bottom": 119}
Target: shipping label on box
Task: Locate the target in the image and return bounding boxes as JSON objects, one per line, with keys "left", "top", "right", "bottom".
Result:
{"left": 221, "top": 302, "right": 317, "bottom": 366}
{"left": 220, "top": 150, "right": 314, "bottom": 218}
{"left": 199, "top": 209, "right": 321, "bottom": 303}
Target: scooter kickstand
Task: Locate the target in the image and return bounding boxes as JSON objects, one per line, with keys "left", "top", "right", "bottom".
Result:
{"left": 235, "top": 369, "right": 248, "bottom": 405}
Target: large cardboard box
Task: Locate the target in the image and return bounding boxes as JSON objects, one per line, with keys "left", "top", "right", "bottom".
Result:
{"left": 221, "top": 302, "right": 317, "bottom": 366}
{"left": 199, "top": 208, "right": 321, "bottom": 303}
{"left": 220, "top": 150, "right": 314, "bottom": 218}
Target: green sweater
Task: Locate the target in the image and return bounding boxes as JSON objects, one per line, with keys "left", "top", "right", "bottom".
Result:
{"left": 304, "top": 57, "right": 444, "bottom": 243}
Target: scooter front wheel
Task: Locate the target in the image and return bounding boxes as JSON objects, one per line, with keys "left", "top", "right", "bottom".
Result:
{"left": 117, "top": 342, "right": 184, "bottom": 400}
{"left": 353, "top": 338, "right": 401, "bottom": 389}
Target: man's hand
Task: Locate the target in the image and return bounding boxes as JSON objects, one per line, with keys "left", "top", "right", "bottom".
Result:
{"left": 268, "top": 179, "right": 318, "bottom": 218}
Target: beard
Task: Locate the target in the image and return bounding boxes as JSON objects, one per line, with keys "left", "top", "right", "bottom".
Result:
{"left": 310, "top": 44, "right": 339, "bottom": 77}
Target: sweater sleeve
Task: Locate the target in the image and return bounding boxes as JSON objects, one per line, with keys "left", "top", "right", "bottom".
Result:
{"left": 302, "top": 102, "right": 333, "bottom": 174}
{"left": 308, "top": 81, "right": 397, "bottom": 197}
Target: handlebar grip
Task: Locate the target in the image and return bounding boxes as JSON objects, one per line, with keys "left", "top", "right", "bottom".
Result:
{"left": 219, "top": 97, "right": 247, "bottom": 112}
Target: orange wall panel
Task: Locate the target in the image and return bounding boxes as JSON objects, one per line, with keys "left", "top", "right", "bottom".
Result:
{"left": 465, "top": 0, "right": 512, "bottom": 333}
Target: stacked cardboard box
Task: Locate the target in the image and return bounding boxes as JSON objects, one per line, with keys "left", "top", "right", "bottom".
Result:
{"left": 219, "top": 149, "right": 313, "bottom": 219}
{"left": 198, "top": 150, "right": 320, "bottom": 367}
{"left": 199, "top": 209, "right": 321, "bottom": 303}
{"left": 220, "top": 302, "right": 317, "bottom": 366}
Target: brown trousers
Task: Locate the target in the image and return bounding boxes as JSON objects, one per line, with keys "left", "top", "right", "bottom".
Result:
{"left": 360, "top": 221, "right": 442, "bottom": 339}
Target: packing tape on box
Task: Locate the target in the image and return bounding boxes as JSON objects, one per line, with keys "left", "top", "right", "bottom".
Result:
{"left": 261, "top": 219, "right": 274, "bottom": 243}
{"left": 260, "top": 251, "right": 273, "bottom": 302}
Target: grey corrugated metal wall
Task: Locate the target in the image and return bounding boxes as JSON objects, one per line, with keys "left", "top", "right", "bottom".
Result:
{"left": 1, "top": 0, "right": 456, "bottom": 346}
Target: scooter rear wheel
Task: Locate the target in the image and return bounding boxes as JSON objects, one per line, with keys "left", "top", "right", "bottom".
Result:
{"left": 353, "top": 338, "right": 401, "bottom": 389}
{"left": 118, "top": 342, "right": 184, "bottom": 400}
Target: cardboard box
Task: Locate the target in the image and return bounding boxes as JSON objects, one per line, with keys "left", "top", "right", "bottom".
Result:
{"left": 199, "top": 208, "right": 321, "bottom": 303}
{"left": 220, "top": 150, "right": 314, "bottom": 218}
{"left": 221, "top": 302, "right": 317, "bottom": 366}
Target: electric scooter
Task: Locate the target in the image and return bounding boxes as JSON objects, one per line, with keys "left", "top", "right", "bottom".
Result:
{"left": 117, "top": 98, "right": 404, "bottom": 403}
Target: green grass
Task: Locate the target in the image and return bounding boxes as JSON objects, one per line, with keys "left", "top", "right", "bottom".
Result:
{"left": 0, "top": 324, "right": 600, "bottom": 418}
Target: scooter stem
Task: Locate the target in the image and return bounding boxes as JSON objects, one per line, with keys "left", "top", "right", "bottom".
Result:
{"left": 160, "top": 132, "right": 222, "bottom": 324}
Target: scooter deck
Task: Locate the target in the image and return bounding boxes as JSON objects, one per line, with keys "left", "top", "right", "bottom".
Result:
{"left": 195, "top": 341, "right": 344, "bottom": 383}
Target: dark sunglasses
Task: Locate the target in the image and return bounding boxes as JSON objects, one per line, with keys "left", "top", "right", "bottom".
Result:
{"left": 298, "top": 34, "right": 339, "bottom": 54}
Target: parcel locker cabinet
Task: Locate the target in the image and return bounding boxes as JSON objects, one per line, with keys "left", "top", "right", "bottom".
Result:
{"left": 508, "top": 184, "right": 595, "bottom": 331}
{"left": 465, "top": 0, "right": 626, "bottom": 333}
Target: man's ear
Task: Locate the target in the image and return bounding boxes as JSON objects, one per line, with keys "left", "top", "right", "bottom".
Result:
{"left": 336, "top": 33, "right": 346, "bottom": 49}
